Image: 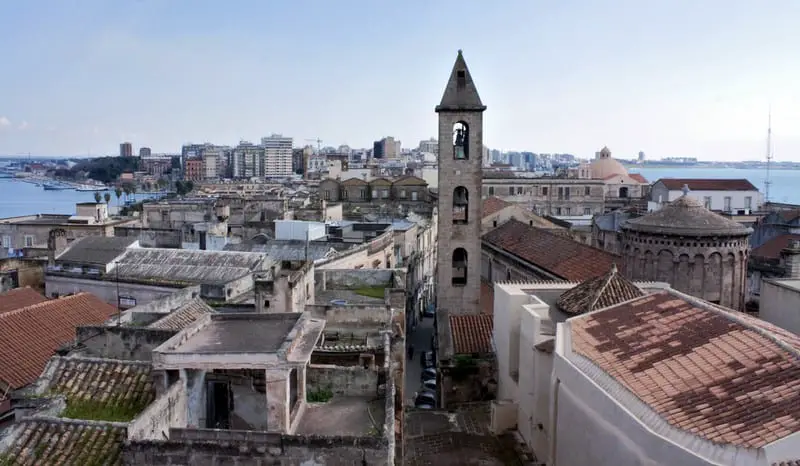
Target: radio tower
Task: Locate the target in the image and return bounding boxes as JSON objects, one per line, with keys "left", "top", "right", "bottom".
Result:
{"left": 765, "top": 106, "right": 773, "bottom": 203}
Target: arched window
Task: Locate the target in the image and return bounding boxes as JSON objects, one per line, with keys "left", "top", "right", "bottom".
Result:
{"left": 452, "top": 248, "right": 468, "bottom": 286}
{"left": 453, "top": 186, "right": 469, "bottom": 224}
{"left": 619, "top": 186, "right": 629, "bottom": 198}
{"left": 453, "top": 122, "right": 469, "bottom": 160}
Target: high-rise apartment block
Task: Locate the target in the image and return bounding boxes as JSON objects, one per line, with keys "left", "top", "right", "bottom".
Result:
{"left": 139, "top": 147, "right": 152, "bottom": 157}
{"left": 120, "top": 142, "right": 133, "bottom": 157}
{"left": 261, "top": 134, "right": 293, "bottom": 178}
{"left": 372, "top": 137, "right": 400, "bottom": 159}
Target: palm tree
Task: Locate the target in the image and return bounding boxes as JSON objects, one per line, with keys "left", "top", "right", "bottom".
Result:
{"left": 103, "top": 192, "right": 111, "bottom": 204}
{"left": 93, "top": 192, "right": 102, "bottom": 203}
{"left": 115, "top": 187, "right": 122, "bottom": 206}
{"left": 123, "top": 185, "right": 131, "bottom": 202}
{"left": 130, "top": 185, "right": 137, "bottom": 201}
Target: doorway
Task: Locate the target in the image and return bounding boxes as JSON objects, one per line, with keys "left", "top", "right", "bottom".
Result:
{"left": 206, "top": 380, "right": 232, "bottom": 429}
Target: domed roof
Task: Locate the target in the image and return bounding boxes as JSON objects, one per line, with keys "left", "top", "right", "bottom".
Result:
{"left": 622, "top": 191, "right": 752, "bottom": 237}
{"left": 590, "top": 157, "right": 628, "bottom": 179}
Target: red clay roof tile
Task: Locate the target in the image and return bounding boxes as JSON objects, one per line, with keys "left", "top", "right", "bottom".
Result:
{"left": 450, "top": 314, "right": 493, "bottom": 355}
{"left": 657, "top": 178, "right": 758, "bottom": 191}
{"left": 570, "top": 290, "right": 800, "bottom": 449}
{"left": 629, "top": 173, "right": 648, "bottom": 183}
{"left": 483, "top": 219, "right": 622, "bottom": 282}
{"left": 0, "top": 287, "right": 47, "bottom": 315}
{"left": 752, "top": 234, "right": 800, "bottom": 260}
{"left": 482, "top": 196, "right": 511, "bottom": 218}
{"left": 0, "top": 293, "right": 117, "bottom": 390}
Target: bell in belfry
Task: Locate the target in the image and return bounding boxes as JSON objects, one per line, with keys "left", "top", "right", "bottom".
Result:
{"left": 453, "top": 187, "right": 469, "bottom": 206}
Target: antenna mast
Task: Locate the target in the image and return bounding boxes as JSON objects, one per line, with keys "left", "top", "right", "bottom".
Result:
{"left": 765, "top": 106, "right": 773, "bottom": 203}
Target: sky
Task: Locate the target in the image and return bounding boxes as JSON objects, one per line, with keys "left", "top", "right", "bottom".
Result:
{"left": 1, "top": 1, "right": 799, "bottom": 161}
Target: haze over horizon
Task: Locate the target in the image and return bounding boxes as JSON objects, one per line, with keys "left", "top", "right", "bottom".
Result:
{"left": 1, "top": 0, "right": 799, "bottom": 161}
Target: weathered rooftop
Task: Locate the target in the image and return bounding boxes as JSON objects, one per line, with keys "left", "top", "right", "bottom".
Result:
{"left": 0, "top": 287, "right": 47, "bottom": 314}
{"left": 55, "top": 235, "right": 137, "bottom": 266}
{"left": 623, "top": 193, "right": 752, "bottom": 237}
{"left": 568, "top": 289, "right": 800, "bottom": 449}
{"left": 294, "top": 397, "right": 385, "bottom": 437}
{"left": 556, "top": 264, "right": 644, "bottom": 315}
{"left": 114, "top": 248, "right": 268, "bottom": 285}
{"left": 224, "top": 239, "right": 338, "bottom": 261}
{"left": 167, "top": 313, "right": 301, "bottom": 354}
{"left": 147, "top": 297, "right": 215, "bottom": 331}
{"left": 449, "top": 314, "right": 494, "bottom": 355}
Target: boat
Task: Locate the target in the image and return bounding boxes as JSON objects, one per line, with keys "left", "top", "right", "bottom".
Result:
{"left": 75, "top": 184, "right": 108, "bottom": 192}
{"left": 43, "top": 182, "right": 72, "bottom": 191}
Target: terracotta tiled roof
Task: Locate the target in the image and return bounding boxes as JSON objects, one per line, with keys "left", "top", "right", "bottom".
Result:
{"left": 557, "top": 264, "right": 644, "bottom": 315}
{"left": 482, "top": 196, "right": 511, "bottom": 218}
{"left": 37, "top": 356, "right": 155, "bottom": 419}
{"left": 147, "top": 297, "right": 214, "bottom": 331}
{"left": 570, "top": 290, "right": 800, "bottom": 449}
{"left": 0, "top": 418, "right": 126, "bottom": 465}
{"left": 481, "top": 280, "right": 494, "bottom": 315}
{"left": 450, "top": 315, "right": 493, "bottom": 355}
{"left": 0, "top": 293, "right": 117, "bottom": 390}
{"left": 657, "top": 178, "right": 758, "bottom": 191}
{"left": 483, "top": 219, "right": 622, "bottom": 282}
{"left": 629, "top": 173, "right": 648, "bottom": 183}
{"left": 0, "top": 287, "right": 47, "bottom": 315}
{"left": 752, "top": 234, "right": 800, "bottom": 260}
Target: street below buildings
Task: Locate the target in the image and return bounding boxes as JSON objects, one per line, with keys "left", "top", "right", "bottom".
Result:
{"left": 404, "top": 314, "right": 435, "bottom": 406}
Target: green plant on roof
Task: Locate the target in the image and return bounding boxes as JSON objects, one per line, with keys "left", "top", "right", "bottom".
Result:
{"left": 354, "top": 286, "right": 386, "bottom": 299}
{"left": 306, "top": 387, "right": 333, "bottom": 403}
{"left": 61, "top": 398, "right": 150, "bottom": 422}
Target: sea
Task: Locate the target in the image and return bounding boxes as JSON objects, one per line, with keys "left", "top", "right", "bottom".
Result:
{"left": 0, "top": 167, "right": 797, "bottom": 219}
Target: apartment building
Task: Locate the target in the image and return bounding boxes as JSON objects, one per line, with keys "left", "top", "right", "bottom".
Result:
{"left": 482, "top": 176, "right": 607, "bottom": 216}
{"left": 261, "top": 134, "right": 293, "bottom": 178}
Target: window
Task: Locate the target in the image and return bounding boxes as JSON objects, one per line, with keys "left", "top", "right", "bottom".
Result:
{"left": 565, "top": 207, "right": 571, "bottom": 215}
{"left": 516, "top": 187, "right": 523, "bottom": 195}
{"left": 619, "top": 187, "right": 629, "bottom": 198}
{"left": 704, "top": 196, "right": 712, "bottom": 209}
{"left": 360, "top": 189, "right": 367, "bottom": 200}
{"left": 1, "top": 235, "right": 10, "bottom": 248}
{"left": 509, "top": 187, "right": 514, "bottom": 196}
{"left": 322, "top": 190, "right": 330, "bottom": 200}
{"left": 724, "top": 196, "right": 732, "bottom": 211}
{"left": 411, "top": 191, "right": 418, "bottom": 201}
{"left": 565, "top": 187, "right": 570, "bottom": 199}
{"left": 453, "top": 186, "right": 469, "bottom": 224}
{"left": 584, "top": 207, "right": 592, "bottom": 215}
{"left": 744, "top": 196, "right": 752, "bottom": 210}
{"left": 341, "top": 190, "right": 348, "bottom": 200}
{"left": 488, "top": 186, "right": 494, "bottom": 195}
{"left": 453, "top": 121, "right": 469, "bottom": 159}
{"left": 555, "top": 207, "right": 562, "bottom": 215}
{"left": 400, "top": 189, "right": 407, "bottom": 199}
{"left": 372, "top": 189, "right": 378, "bottom": 198}
{"left": 456, "top": 70, "right": 466, "bottom": 88}
{"left": 452, "top": 248, "right": 468, "bottom": 286}
{"left": 24, "top": 235, "right": 34, "bottom": 248}
{"left": 558, "top": 187, "right": 564, "bottom": 200}
{"left": 584, "top": 186, "right": 591, "bottom": 196}
{"left": 381, "top": 189, "right": 388, "bottom": 199}
{"left": 493, "top": 220, "right": 497, "bottom": 228}
{"left": 541, "top": 187, "right": 548, "bottom": 196}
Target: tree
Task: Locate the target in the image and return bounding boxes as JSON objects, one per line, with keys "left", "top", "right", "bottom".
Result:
{"left": 175, "top": 181, "right": 185, "bottom": 196}
{"left": 103, "top": 192, "right": 111, "bottom": 204}
{"left": 93, "top": 192, "right": 102, "bottom": 203}
{"left": 123, "top": 185, "right": 131, "bottom": 202}
{"left": 130, "top": 185, "right": 137, "bottom": 201}
{"left": 185, "top": 181, "right": 194, "bottom": 194}
{"left": 115, "top": 187, "right": 122, "bottom": 205}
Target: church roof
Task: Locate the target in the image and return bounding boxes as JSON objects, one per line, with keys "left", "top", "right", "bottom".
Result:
{"left": 436, "top": 50, "right": 486, "bottom": 112}
{"left": 557, "top": 264, "right": 644, "bottom": 315}
{"left": 622, "top": 189, "right": 752, "bottom": 237}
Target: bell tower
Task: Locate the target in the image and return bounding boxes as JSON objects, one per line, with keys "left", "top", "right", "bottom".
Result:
{"left": 435, "top": 50, "right": 486, "bottom": 316}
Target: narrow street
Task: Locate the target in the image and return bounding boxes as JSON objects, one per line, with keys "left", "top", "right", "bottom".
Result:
{"left": 404, "top": 314, "right": 435, "bottom": 406}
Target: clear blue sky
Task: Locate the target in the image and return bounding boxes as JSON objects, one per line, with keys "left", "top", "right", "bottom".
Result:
{"left": 1, "top": 0, "right": 799, "bottom": 161}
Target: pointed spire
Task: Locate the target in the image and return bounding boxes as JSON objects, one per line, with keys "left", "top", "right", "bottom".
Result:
{"left": 436, "top": 50, "right": 486, "bottom": 113}
{"left": 682, "top": 184, "right": 690, "bottom": 196}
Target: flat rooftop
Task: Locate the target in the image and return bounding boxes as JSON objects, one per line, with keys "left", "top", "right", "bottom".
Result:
{"left": 294, "top": 396, "right": 385, "bottom": 437}
{"left": 765, "top": 278, "right": 800, "bottom": 292}
{"left": 171, "top": 314, "right": 300, "bottom": 354}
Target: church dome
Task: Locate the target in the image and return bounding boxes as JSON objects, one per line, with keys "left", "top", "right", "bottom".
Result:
{"left": 589, "top": 146, "right": 628, "bottom": 179}
{"left": 622, "top": 192, "right": 752, "bottom": 237}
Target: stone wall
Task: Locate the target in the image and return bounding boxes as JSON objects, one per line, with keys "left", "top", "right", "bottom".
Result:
{"left": 306, "top": 365, "right": 379, "bottom": 397}
{"left": 128, "top": 381, "right": 188, "bottom": 440}
{"left": 117, "top": 286, "right": 201, "bottom": 326}
{"left": 316, "top": 268, "right": 394, "bottom": 290}
{"left": 74, "top": 326, "right": 177, "bottom": 361}
{"left": 315, "top": 230, "right": 395, "bottom": 271}
{"left": 305, "top": 304, "right": 391, "bottom": 332}
{"left": 123, "top": 430, "right": 390, "bottom": 465}
{"left": 0, "top": 257, "right": 45, "bottom": 291}
{"left": 115, "top": 227, "right": 182, "bottom": 248}
{"left": 45, "top": 274, "right": 178, "bottom": 307}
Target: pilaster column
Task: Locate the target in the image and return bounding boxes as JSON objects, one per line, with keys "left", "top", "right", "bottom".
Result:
{"left": 265, "top": 368, "right": 290, "bottom": 433}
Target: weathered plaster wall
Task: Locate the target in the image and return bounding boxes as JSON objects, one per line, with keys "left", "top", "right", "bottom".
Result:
{"left": 128, "top": 382, "right": 188, "bottom": 440}
{"left": 316, "top": 269, "right": 393, "bottom": 290}
{"left": 75, "top": 326, "right": 177, "bottom": 361}
{"left": 306, "top": 365, "right": 379, "bottom": 397}
{"left": 46, "top": 274, "right": 178, "bottom": 307}
{"left": 305, "top": 304, "right": 391, "bottom": 333}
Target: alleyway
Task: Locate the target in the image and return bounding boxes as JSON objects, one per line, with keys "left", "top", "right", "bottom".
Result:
{"left": 404, "top": 315, "right": 435, "bottom": 406}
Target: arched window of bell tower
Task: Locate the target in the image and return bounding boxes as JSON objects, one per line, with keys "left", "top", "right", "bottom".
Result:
{"left": 452, "top": 248, "right": 468, "bottom": 286}
{"left": 453, "top": 121, "right": 469, "bottom": 160}
{"left": 453, "top": 186, "right": 469, "bottom": 224}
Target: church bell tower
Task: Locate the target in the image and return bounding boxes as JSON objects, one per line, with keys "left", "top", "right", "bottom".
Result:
{"left": 435, "top": 50, "right": 486, "bottom": 316}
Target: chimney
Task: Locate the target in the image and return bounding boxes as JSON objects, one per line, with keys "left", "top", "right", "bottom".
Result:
{"left": 781, "top": 239, "right": 800, "bottom": 279}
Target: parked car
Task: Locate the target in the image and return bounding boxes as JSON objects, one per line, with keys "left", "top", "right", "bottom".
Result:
{"left": 423, "top": 307, "right": 436, "bottom": 318}
{"left": 421, "top": 368, "right": 437, "bottom": 382}
{"left": 421, "top": 351, "right": 435, "bottom": 369}
{"left": 422, "top": 379, "right": 436, "bottom": 392}
{"left": 415, "top": 390, "right": 436, "bottom": 408}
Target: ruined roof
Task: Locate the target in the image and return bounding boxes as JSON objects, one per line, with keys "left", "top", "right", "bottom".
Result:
{"left": 436, "top": 50, "right": 486, "bottom": 112}
{"left": 0, "top": 417, "right": 126, "bottom": 465}
{"left": 147, "top": 297, "right": 214, "bottom": 331}
{"left": 115, "top": 248, "right": 267, "bottom": 285}
{"left": 0, "top": 287, "right": 47, "bottom": 314}
{"left": 568, "top": 290, "right": 800, "bottom": 449}
{"left": 55, "top": 236, "right": 136, "bottom": 266}
{"left": 224, "top": 239, "right": 338, "bottom": 261}
{"left": 622, "top": 194, "right": 752, "bottom": 237}
{"left": 752, "top": 234, "right": 800, "bottom": 260}
{"left": 0, "top": 293, "right": 117, "bottom": 390}
{"left": 35, "top": 356, "right": 155, "bottom": 419}
{"left": 483, "top": 219, "right": 621, "bottom": 282}
{"left": 557, "top": 264, "right": 643, "bottom": 315}
{"left": 657, "top": 178, "right": 758, "bottom": 191}
{"left": 163, "top": 313, "right": 301, "bottom": 354}
{"left": 449, "top": 314, "right": 493, "bottom": 354}
{"left": 482, "top": 196, "right": 511, "bottom": 218}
